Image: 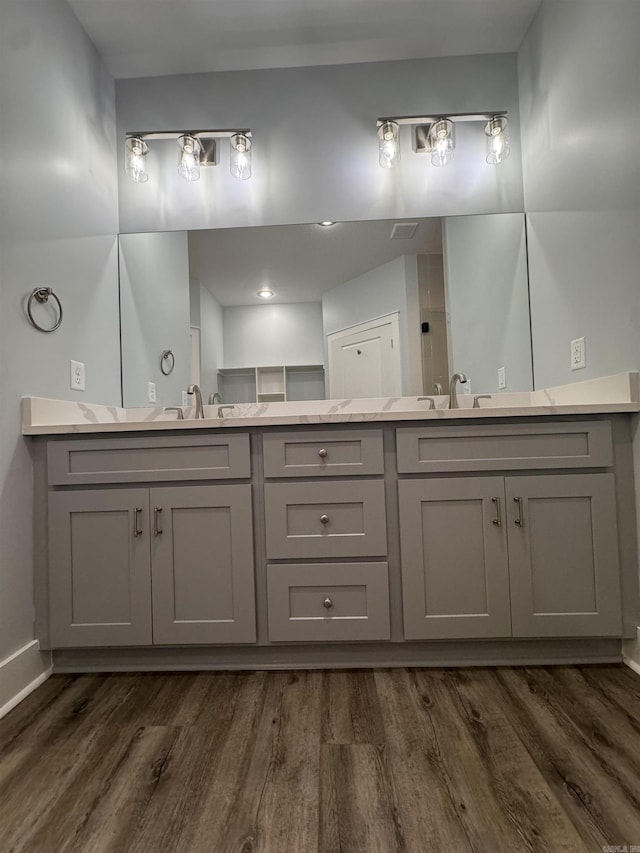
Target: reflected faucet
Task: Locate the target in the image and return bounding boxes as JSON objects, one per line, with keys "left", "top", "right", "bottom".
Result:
{"left": 186, "top": 384, "right": 204, "bottom": 419}
{"left": 209, "top": 392, "right": 222, "bottom": 405}
{"left": 448, "top": 373, "right": 468, "bottom": 409}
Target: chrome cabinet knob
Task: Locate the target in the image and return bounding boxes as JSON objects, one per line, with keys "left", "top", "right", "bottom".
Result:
{"left": 318, "top": 448, "right": 328, "bottom": 458}
{"left": 323, "top": 597, "right": 333, "bottom": 609}
{"left": 320, "top": 514, "right": 329, "bottom": 524}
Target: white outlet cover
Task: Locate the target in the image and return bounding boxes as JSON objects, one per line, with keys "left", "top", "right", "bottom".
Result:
{"left": 498, "top": 366, "right": 506, "bottom": 389}
{"left": 182, "top": 390, "right": 189, "bottom": 407}
{"left": 148, "top": 381, "right": 157, "bottom": 403}
{"left": 70, "top": 360, "right": 85, "bottom": 391}
{"left": 570, "top": 337, "right": 586, "bottom": 370}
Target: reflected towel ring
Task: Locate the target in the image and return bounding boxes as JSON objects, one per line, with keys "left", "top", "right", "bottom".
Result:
{"left": 160, "top": 349, "right": 175, "bottom": 375}
{"left": 26, "top": 287, "right": 63, "bottom": 333}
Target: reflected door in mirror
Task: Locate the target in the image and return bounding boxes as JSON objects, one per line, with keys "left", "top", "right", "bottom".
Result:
{"left": 328, "top": 314, "right": 402, "bottom": 398}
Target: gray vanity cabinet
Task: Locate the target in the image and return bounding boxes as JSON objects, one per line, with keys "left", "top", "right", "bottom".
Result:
{"left": 150, "top": 485, "right": 255, "bottom": 644}
{"left": 398, "top": 478, "right": 512, "bottom": 640}
{"left": 505, "top": 473, "right": 621, "bottom": 637}
{"left": 398, "top": 472, "right": 621, "bottom": 640}
{"left": 48, "top": 489, "right": 153, "bottom": 647}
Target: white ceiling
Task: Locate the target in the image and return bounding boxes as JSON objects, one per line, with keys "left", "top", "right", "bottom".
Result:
{"left": 188, "top": 218, "right": 443, "bottom": 306}
{"left": 68, "top": 0, "right": 542, "bottom": 78}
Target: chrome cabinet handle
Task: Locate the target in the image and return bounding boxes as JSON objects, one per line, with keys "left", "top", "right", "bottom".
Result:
{"left": 491, "top": 497, "right": 502, "bottom": 527}
{"left": 320, "top": 514, "right": 329, "bottom": 525}
{"left": 323, "top": 597, "right": 333, "bottom": 609}
{"left": 514, "top": 497, "right": 524, "bottom": 527}
{"left": 318, "top": 448, "right": 328, "bottom": 458}
{"left": 134, "top": 507, "right": 143, "bottom": 537}
{"left": 154, "top": 506, "right": 163, "bottom": 536}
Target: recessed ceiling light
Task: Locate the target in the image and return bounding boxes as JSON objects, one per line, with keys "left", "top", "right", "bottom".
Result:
{"left": 318, "top": 221, "right": 336, "bottom": 227}
{"left": 257, "top": 289, "right": 274, "bottom": 299}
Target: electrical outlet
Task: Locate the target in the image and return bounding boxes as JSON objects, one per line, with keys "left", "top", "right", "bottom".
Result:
{"left": 570, "top": 337, "right": 586, "bottom": 370}
{"left": 497, "top": 366, "right": 506, "bottom": 389}
{"left": 182, "top": 390, "right": 189, "bottom": 407}
{"left": 148, "top": 381, "right": 157, "bottom": 403}
{"left": 464, "top": 378, "right": 471, "bottom": 395}
{"left": 70, "top": 360, "right": 85, "bottom": 391}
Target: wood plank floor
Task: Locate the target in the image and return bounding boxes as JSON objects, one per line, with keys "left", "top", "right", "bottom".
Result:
{"left": 1, "top": 666, "right": 640, "bottom": 852}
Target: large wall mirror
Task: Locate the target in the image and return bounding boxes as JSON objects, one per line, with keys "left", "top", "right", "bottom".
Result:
{"left": 119, "top": 212, "right": 533, "bottom": 408}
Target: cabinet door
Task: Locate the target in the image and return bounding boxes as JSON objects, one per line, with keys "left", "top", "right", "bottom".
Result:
{"left": 506, "top": 474, "right": 621, "bottom": 637}
{"left": 49, "top": 490, "right": 152, "bottom": 647}
{"left": 150, "top": 485, "right": 256, "bottom": 644}
{"left": 398, "top": 478, "right": 511, "bottom": 639}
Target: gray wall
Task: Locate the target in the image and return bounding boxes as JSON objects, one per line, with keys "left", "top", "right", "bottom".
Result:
{"left": 116, "top": 54, "right": 524, "bottom": 234}
{"left": 443, "top": 213, "right": 533, "bottom": 392}
{"left": 199, "top": 286, "right": 224, "bottom": 398}
{"left": 222, "top": 303, "right": 324, "bottom": 369}
{"left": 322, "top": 256, "right": 422, "bottom": 396}
{"left": 119, "top": 232, "right": 191, "bottom": 407}
{"left": 0, "top": 1, "right": 120, "bottom": 666}
{"left": 519, "top": 0, "right": 640, "bottom": 389}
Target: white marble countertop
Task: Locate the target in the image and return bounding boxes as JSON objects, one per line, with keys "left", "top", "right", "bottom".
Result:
{"left": 21, "top": 372, "right": 640, "bottom": 436}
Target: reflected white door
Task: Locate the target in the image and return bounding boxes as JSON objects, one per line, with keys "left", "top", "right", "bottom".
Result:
{"left": 327, "top": 314, "right": 402, "bottom": 398}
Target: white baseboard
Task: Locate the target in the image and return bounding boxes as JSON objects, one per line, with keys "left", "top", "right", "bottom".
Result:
{"left": 622, "top": 627, "right": 640, "bottom": 678}
{"left": 0, "top": 640, "right": 52, "bottom": 720}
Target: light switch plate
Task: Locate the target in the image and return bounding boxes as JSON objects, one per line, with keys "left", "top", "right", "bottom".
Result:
{"left": 148, "top": 381, "right": 157, "bottom": 403}
{"left": 570, "top": 337, "right": 586, "bottom": 370}
{"left": 70, "top": 360, "right": 85, "bottom": 391}
{"left": 497, "top": 366, "right": 506, "bottom": 389}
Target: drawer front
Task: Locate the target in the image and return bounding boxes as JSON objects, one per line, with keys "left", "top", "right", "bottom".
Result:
{"left": 267, "top": 562, "right": 390, "bottom": 642}
{"left": 263, "top": 429, "right": 383, "bottom": 478}
{"left": 48, "top": 433, "right": 251, "bottom": 484}
{"left": 264, "top": 480, "right": 387, "bottom": 559}
{"left": 396, "top": 420, "right": 612, "bottom": 473}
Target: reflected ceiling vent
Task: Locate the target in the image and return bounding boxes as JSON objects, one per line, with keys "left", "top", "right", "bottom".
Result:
{"left": 390, "top": 222, "right": 419, "bottom": 240}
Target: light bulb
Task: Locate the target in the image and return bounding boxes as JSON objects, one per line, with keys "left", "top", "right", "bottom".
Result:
{"left": 230, "top": 134, "right": 252, "bottom": 180}
{"left": 125, "top": 136, "right": 149, "bottom": 183}
{"left": 178, "top": 134, "right": 201, "bottom": 181}
{"left": 429, "top": 119, "right": 455, "bottom": 167}
{"left": 378, "top": 121, "right": 400, "bottom": 169}
{"left": 485, "top": 116, "right": 510, "bottom": 165}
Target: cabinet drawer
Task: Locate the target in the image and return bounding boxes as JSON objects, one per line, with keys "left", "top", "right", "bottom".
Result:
{"left": 263, "top": 429, "right": 383, "bottom": 478}
{"left": 264, "top": 480, "right": 387, "bottom": 559}
{"left": 48, "top": 434, "right": 251, "bottom": 484}
{"left": 396, "top": 421, "right": 612, "bottom": 473}
{"left": 266, "top": 562, "right": 390, "bottom": 642}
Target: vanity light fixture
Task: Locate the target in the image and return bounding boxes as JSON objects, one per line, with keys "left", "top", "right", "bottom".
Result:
{"left": 230, "top": 133, "right": 252, "bottom": 180}
{"left": 125, "top": 136, "right": 149, "bottom": 183}
{"left": 378, "top": 120, "right": 400, "bottom": 169}
{"left": 177, "top": 134, "right": 202, "bottom": 182}
{"left": 376, "top": 112, "right": 508, "bottom": 169}
{"left": 484, "top": 115, "right": 510, "bottom": 164}
{"left": 124, "top": 129, "right": 252, "bottom": 183}
{"left": 257, "top": 289, "right": 274, "bottom": 299}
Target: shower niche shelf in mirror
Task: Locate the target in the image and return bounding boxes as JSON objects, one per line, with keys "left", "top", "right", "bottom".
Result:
{"left": 218, "top": 365, "right": 325, "bottom": 404}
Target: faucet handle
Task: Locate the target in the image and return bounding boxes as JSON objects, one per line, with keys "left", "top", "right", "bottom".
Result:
{"left": 417, "top": 396, "right": 436, "bottom": 411}
{"left": 473, "top": 395, "right": 492, "bottom": 409}
{"left": 217, "top": 405, "right": 236, "bottom": 418}
{"left": 164, "top": 407, "right": 184, "bottom": 420}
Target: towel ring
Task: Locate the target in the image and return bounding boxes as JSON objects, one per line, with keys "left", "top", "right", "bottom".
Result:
{"left": 26, "top": 287, "right": 63, "bottom": 333}
{"left": 160, "top": 349, "right": 175, "bottom": 375}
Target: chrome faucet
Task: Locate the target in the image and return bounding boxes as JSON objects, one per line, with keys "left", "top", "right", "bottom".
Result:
{"left": 209, "top": 392, "right": 222, "bottom": 405}
{"left": 186, "top": 384, "right": 204, "bottom": 419}
{"left": 448, "top": 373, "right": 468, "bottom": 409}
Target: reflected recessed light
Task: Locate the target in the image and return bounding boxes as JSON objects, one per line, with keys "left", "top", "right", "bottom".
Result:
{"left": 318, "top": 221, "right": 336, "bottom": 227}
{"left": 257, "top": 289, "right": 274, "bottom": 299}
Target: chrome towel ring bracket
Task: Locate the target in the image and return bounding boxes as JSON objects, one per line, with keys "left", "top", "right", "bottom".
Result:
{"left": 160, "top": 349, "right": 175, "bottom": 375}
{"left": 26, "top": 287, "right": 63, "bottom": 333}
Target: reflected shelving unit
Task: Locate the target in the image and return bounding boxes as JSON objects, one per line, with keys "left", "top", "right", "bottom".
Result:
{"left": 218, "top": 365, "right": 325, "bottom": 404}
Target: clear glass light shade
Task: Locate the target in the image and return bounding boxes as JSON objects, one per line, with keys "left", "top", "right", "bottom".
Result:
{"left": 429, "top": 119, "right": 455, "bottom": 167}
{"left": 485, "top": 116, "right": 510, "bottom": 165}
{"left": 178, "top": 134, "right": 201, "bottom": 181}
{"left": 230, "top": 134, "right": 252, "bottom": 180}
{"left": 125, "top": 136, "right": 149, "bottom": 183}
{"left": 378, "top": 121, "right": 400, "bottom": 169}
